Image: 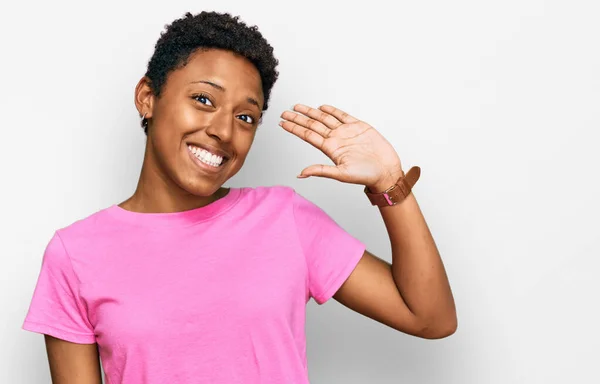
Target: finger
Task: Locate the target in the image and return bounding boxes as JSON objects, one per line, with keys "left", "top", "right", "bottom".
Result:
{"left": 279, "top": 120, "right": 325, "bottom": 151}
{"left": 318, "top": 105, "right": 358, "bottom": 124}
{"left": 299, "top": 164, "right": 344, "bottom": 180}
{"left": 280, "top": 110, "right": 331, "bottom": 138}
{"left": 293, "top": 104, "right": 343, "bottom": 130}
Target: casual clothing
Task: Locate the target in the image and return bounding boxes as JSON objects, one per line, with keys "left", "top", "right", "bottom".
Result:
{"left": 23, "top": 186, "right": 365, "bottom": 383}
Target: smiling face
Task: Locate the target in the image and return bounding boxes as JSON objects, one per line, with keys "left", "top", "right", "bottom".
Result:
{"left": 136, "top": 48, "right": 264, "bottom": 198}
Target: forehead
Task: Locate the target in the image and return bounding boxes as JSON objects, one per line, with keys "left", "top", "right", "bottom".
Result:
{"left": 167, "top": 49, "right": 263, "bottom": 99}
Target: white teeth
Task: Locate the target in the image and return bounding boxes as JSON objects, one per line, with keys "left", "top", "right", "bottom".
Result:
{"left": 188, "top": 145, "right": 224, "bottom": 168}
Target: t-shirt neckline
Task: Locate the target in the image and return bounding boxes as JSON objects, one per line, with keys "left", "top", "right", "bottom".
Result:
{"left": 106, "top": 187, "right": 243, "bottom": 227}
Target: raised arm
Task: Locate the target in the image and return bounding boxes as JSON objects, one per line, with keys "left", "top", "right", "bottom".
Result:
{"left": 280, "top": 104, "right": 457, "bottom": 339}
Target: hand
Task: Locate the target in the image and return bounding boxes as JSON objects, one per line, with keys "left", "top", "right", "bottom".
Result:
{"left": 279, "top": 104, "right": 404, "bottom": 192}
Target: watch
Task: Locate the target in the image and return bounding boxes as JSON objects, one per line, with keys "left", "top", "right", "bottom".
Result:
{"left": 364, "top": 166, "right": 421, "bottom": 207}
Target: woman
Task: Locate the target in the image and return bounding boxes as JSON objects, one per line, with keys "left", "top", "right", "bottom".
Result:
{"left": 23, "top": 11, "right": 456, "bottom": 384}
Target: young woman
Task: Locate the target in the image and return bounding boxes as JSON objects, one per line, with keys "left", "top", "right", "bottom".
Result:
{"left": 23, "top": 11, "right": 456, "bottom": 384}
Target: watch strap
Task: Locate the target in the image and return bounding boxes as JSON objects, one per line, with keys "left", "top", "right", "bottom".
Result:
{"left": 364, "top": 166, "right": 421, "bottom": 207}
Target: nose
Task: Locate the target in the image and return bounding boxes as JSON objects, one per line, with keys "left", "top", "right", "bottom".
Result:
{"left": 205, "top": 110, "right": 234, "bottom": 143}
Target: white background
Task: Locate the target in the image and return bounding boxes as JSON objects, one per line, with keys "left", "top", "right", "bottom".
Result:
{"left": 1, "top": 0, "right": 599, "bottom": 383}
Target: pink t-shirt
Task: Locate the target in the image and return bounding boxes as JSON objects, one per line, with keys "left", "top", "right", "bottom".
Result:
{"left": 23, "top": 186, "right": 365, "bottom": 383}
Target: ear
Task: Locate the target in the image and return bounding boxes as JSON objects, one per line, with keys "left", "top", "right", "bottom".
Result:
{"left": 134, "top": 76, "right": 155, "bottom": 119}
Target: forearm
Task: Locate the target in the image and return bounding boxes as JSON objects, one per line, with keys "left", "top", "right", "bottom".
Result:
{"left": 378, "top": 192, "right": 457, "bottom": 336}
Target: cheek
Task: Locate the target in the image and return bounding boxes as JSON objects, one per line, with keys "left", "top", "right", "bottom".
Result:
{"left": 152, "top": 103, "right": 198, "bottom": 149}
{"left": 234, "top": 131, "right": 257, "bottom": 159}
{"left": 164, "top": 100, "right": 197, "bottom": 128}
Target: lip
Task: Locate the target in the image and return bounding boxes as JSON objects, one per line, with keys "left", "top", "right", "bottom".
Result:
{"left": 186, "top": 142, "right": 231, "bottom": 160}
{"left": 186, "top": 146, "right": 227, "bottom": 174}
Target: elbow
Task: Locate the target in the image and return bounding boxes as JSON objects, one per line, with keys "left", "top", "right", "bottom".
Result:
{"left": 417, "top": 313, "right": 458, "bottom": 340}
{"left": 426, "top": 321, "right": 458, "bottom": 339}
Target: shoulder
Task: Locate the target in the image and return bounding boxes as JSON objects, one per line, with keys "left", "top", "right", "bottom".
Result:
{"left": 234, "top": 185, "right": 320, "bottom": 220}
{"left": 34, "top": 207, "right": 114, "bottom": 275}
{"left": 236, "top": 185, "right": 296, "bottom": 209}
{"left": 237, "top": 185, "right": 320, "bottom": 211}
{"left": 238, "top": 185, "right": 295, "bottom": 200}
{"left": 53, "top": 206, "right": 115, "bottom": 248}
{"left": 237, "top": 185, "right": 328, "bottom": 222}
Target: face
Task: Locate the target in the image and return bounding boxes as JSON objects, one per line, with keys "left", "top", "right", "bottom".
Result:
{"left": 136, "top": 49, "right": 264, "bottom": 197}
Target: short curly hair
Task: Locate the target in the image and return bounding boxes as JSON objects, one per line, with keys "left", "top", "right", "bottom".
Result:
{"left": 143, "top": 11, "right": 279, "bottom": 133}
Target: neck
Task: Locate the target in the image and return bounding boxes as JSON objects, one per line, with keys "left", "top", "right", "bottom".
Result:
{"left": 119, "top": 148, "right": 226, "bottom": 214}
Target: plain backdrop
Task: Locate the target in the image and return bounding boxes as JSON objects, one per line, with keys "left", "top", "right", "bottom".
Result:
{"left": 1, "top": 0, "right": 599, "bottom": 383}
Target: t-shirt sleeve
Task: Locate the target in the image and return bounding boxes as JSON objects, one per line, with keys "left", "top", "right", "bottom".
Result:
{"left": 292, "top": 190, "right": 366, "bottom": 305}
{"left": 22, "top": 232, "right": 96, "bottom": 344}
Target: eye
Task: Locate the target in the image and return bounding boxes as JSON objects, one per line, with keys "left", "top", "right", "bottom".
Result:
{"left": 237, "top": 115, "right": 255, "bottom": 124}
{"left": 192, "top": 93, "right": 213, "bottom": 107}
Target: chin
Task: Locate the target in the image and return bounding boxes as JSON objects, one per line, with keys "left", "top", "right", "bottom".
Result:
{"left": 177, "top": 177, "right": 225, "bottom": 197}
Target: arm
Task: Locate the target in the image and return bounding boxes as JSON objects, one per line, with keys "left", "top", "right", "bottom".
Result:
{"left": 334, "top": 193, "right": 457, "bottom": 339}
{"left": 280, "top": 104, "right": 457, "bottom": 339}
{"left": 45, "top": 336, "right": 102, "bottom": 384}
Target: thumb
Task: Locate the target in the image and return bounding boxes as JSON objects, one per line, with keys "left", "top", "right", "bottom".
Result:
{"left": 298, "top": 164, "right": 343, "bottom": 180}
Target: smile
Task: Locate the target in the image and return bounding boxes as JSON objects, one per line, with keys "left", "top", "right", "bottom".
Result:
{"left": 187, "top": 145, "right": 226, "bottom": 168}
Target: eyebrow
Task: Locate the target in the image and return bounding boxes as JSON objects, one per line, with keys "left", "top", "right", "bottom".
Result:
{"left": 246, "top": 97, "right": 260, "bottom": 109}
{"left": 191, "top": 80, "right": 262, "bottom": 110}
{"left": 192, "top": 80, "right": 225, "bottom": 92}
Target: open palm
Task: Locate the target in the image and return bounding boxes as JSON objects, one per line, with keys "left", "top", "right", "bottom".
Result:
{"left": 280, "top": 104, "right": 404, "bottom": 191}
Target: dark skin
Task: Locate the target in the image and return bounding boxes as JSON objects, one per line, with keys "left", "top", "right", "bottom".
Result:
{"left": 44, "top": 48, "right": 456, "bottom": 382}
{"left": 123, "top": 48, "right": 264, "bottom": 213}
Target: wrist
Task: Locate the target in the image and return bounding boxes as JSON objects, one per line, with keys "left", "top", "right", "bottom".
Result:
{"left": 364, "top": 166, "right": 421, "bottom": 207}
{"left": 367, "top": 171, "right": 405, "bottom": 193}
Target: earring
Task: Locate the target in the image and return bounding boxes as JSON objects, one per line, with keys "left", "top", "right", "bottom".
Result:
{"left": 141, "top": 112, "right": 148, "bottom": 130}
